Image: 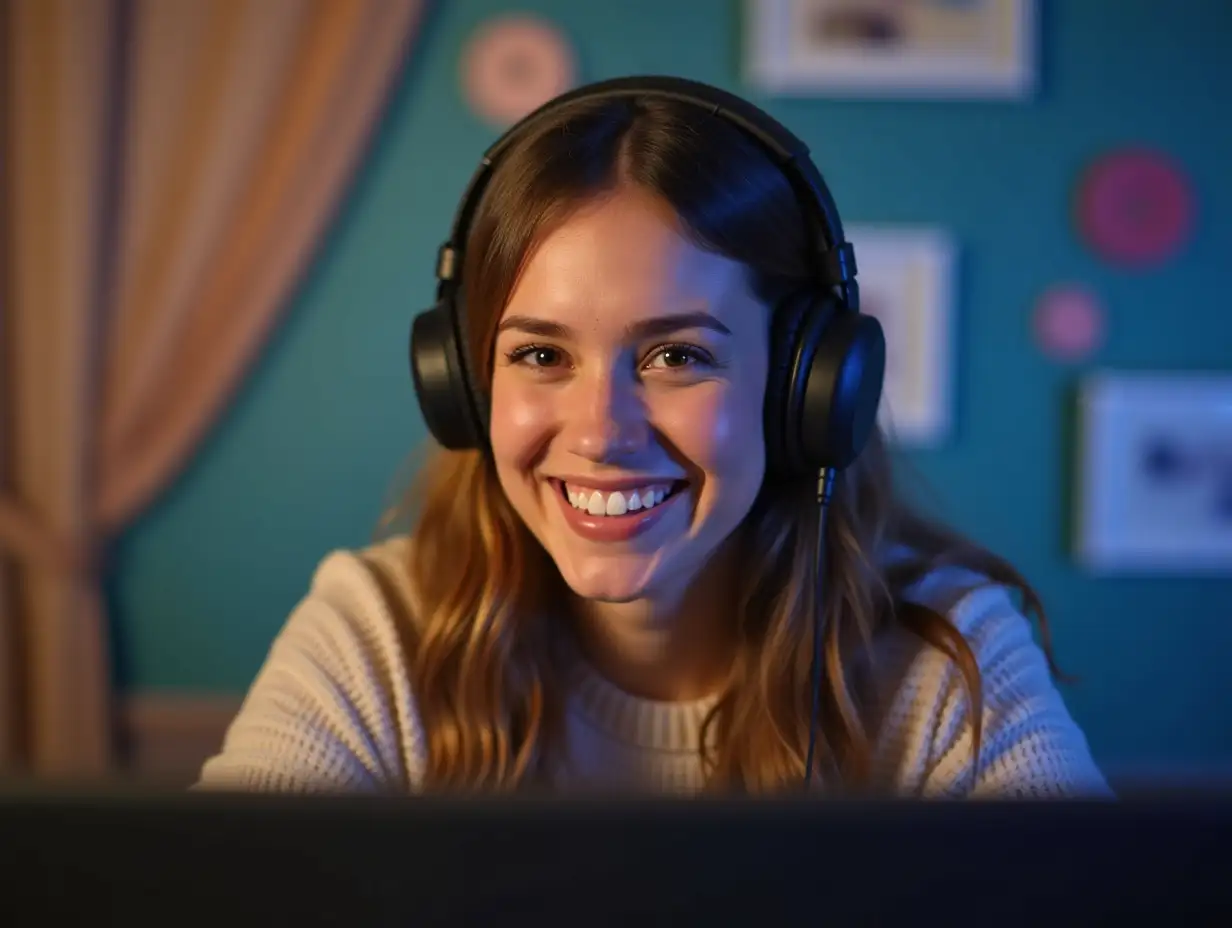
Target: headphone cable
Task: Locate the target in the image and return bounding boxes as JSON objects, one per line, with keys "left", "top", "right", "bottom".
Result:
{"left": 804, "top": 467, "right": 837, "bottom": 791}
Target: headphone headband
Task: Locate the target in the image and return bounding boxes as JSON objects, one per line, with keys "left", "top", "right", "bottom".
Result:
{"left": 435, "top": 75, "right": 857, "bottom": 309}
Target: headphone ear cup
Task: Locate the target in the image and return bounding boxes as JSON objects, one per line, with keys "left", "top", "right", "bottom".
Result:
{"left": 764, "top": 291, "right": 820, "bottom": 480}
{"left": 799, "top": 309, "right": 886, "bottom": 472}
{"left": 409, "top": 301, "right": 486, "bottom": 450}
{"left": 769, "top": 292, "right": 887, "bottom": 478}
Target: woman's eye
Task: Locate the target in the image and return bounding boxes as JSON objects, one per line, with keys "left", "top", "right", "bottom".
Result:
{"left": 645, "top": 345, "right": 711, "bottom": 370}
{"left": 508, "top": 345, "right": 564, "bottom": 368}
{"left": 528, "top": 347, "right": 562, "bottom": 367}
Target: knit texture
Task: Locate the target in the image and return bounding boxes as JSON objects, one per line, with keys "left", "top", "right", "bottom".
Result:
{"left": 197, "top": 537, "right": 1110, "bottom": 798}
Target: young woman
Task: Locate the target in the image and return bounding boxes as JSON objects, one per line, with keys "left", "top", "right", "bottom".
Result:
{"left": 198, "top": 78, "right": 1109, "bottom": 798}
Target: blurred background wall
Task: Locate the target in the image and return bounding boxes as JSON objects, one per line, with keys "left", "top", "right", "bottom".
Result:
{"left": 5, "top": 0, "right": 1229, "bottom": 785}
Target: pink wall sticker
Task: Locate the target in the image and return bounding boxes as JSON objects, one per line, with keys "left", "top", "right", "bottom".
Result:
{"left": 1033, "top": 283, "right": 1106, "bottom": 362}
{"left": 461, "top": 15, "right": 577, "bottom": 127}
{"left": 1074, "top": 148, "right": 1195, "bottom": 268}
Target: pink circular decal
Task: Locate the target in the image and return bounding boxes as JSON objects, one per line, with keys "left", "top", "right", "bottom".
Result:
{"left": 1033, "top": 284, "right": 1105, "bottom": 361}
{"left": 1075, "top": 148, "right": 1195, "bottom": 268}
{"left": 461, "top": 16, "right": 576, "bottom": 127}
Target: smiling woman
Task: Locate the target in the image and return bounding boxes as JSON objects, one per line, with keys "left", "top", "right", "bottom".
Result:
{"left": 488, "top": 187, "right": 767, "bottom": 627}
{"left": 196, "top": 76, "right": 1110, "bottom": 799}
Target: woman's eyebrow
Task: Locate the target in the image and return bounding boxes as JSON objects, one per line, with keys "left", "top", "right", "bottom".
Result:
{"left": 496, "top": 310, "right": 732, "bottom": 340}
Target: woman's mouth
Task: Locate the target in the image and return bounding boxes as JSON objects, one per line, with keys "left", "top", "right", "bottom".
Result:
{"left": 558, "top": 480, "right": 686, "bottom": 517}
{"left": 549, "top": 478, "right": 688, "bottom": 543}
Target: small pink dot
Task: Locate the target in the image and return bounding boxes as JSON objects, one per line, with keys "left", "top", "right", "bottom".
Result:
{"left": 1033, "top": 285, "right": 1105, "bottom": 361}
{"left": 461, "top": 16, "right": 576, "bottom": 127}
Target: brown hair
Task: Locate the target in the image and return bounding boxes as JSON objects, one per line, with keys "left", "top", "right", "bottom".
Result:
{"left": 393, "top": 95, "right": 1061, "bottom": 792}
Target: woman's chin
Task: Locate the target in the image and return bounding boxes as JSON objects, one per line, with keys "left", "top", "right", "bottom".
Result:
{"left": 555, "top": 555, "right": 663, "bottom": 605}
{"left": 561, "top": 574, "right": 651, "bottom": 605}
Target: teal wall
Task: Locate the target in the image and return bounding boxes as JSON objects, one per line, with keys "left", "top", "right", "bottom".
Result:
{"left": 109, "top": 0, "right": 1232, "bottom": 777}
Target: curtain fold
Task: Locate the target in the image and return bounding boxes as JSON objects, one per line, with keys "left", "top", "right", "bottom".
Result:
{"left": 0, "top": 0, "right": 426, "bottom": 776}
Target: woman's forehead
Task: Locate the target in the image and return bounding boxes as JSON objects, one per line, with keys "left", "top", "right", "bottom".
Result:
{"left": 501, "top": 191, "right": 762, "bottom": 336}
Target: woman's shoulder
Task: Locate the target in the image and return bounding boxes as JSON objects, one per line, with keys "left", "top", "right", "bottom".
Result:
{"left": 306, "top": 529, "right": 419, "bottom": 641}
{"left": 903, "top": 564, "right": 1024, "bottom": 637}
{"left": 877, "top": 542, "right": 1029, "bottom": 646}
{"left": 873, "top": 561, "right": 1034, "bottom": 678}
{"left": 195, "top": 535, "right": 426, "bottom": 793}
{"left": 860, "top": 555, "right": 1039, "bottom": 739}
{"left": 308, "top": 534, "right": 416, "bottom": 614}
{"left": 286, "top": 533, "right": 427, "bottom": 698}
{"left": 866, "top": 560, "right": 1109, "bottom": 797}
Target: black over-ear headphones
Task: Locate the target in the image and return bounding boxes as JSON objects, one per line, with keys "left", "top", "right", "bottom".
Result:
{"left": 409, "top": 74, "right": 886, "bottom": 481}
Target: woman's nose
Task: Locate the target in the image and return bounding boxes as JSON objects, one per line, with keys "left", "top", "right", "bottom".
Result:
{"left": 561, "top": 369, "right": 648, "bottom": 462}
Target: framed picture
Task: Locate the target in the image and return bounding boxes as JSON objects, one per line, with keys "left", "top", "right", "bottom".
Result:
{"left": 744, "top": 0, "right": 1037, "bottom": 99}
{"left": 1075, "top": 373, "right": 1232, "bottom": 574}
{"left": 847, "top": 224, "right": 956, "bottom": 446}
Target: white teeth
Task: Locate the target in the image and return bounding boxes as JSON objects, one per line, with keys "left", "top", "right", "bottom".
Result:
{"left": 562, "top": 482, "right": 677, "bottom": 517}
{"left": 586, "top": 491, "right": 605, "bottom": 516}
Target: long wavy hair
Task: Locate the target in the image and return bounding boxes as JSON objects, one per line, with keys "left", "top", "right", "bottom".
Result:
{"left": 392, "top": 95, "right": 1062, "bottom": 793}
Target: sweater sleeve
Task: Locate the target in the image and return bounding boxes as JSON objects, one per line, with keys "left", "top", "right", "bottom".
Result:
{"left": 194, "top": 551, "right": 424, "bottom": 794}
{"left": 917, "top": 586, "right": 1112, "bottom": 799}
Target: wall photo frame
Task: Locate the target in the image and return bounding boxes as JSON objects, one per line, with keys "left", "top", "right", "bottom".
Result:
{"left": 745, "top": 0, "right": 1037, "bottom": 99}
{"left": 847, "top": 224, "right": 957, "bottom": 447}
{"left": 1075, "top": 373, "right": 1232, "bottom": 574}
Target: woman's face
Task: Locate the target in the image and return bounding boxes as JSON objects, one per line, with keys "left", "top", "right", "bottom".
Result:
{"left": 489, "top": 187, "right": 770, "bottom": 606}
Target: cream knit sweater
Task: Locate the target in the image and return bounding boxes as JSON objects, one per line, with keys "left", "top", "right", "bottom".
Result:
{"left": 197, "top": 537, "right": 1110, "bottom": 798}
